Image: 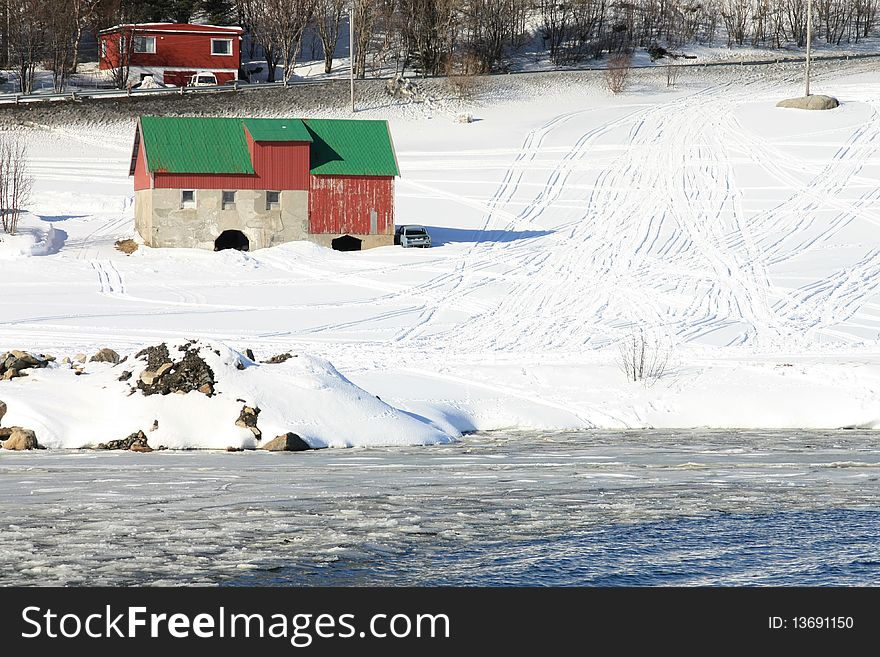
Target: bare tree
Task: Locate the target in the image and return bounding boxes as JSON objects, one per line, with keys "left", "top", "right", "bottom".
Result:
{"left": 0, "top": 134, "right": 33, "bottom": 236}
{"left": 618, "top": 328, "right": 670, "bottom": 385}
{"left": 8, "top": 0, "right": 47, "bottom": 94}
{"left": 314, "top": 0, "right": 346, "bottom": 73}
{"left": 604, "top": 50, "right": 632, "bottom": 93}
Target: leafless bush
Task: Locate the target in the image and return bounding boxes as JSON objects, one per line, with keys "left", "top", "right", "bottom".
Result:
{"left": 666, "top": 62, "right": 681, "bottom": 88}
{"left": 444, "top": 51, "right": 483, "bottom": 99}
{"left": 618, "top": 329, "right": 670, "bottom": 385}
{"left": 0, "top": 135, "right": 33, "bottom": 236}
{"left": 605, "top": 51, "right": 633, "bottom": 94}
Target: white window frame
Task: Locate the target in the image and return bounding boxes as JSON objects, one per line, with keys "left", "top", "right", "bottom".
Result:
{"left": 211, "top": 38, "right": 233, "bottom": 56}
{"left": 266, "top": 191, "right": 280, "bottom": 211}
{"left": 222, "top": 190, "right": 236, "bottom": 210}
{"left": 181, "top": 190, "right": 196, "bottom": 209}
{"left": 133, "top": 35, "right": 156, "bottom": 54}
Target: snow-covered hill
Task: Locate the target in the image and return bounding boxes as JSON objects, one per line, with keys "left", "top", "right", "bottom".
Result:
{"left": 2, "top": 61, "right": 880, "bottom": 443}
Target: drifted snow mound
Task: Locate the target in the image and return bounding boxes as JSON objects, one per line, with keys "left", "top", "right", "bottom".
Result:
{"left": 0, "top": 340, "right": 456, "bottom": 450}
{"left": 0, "top": 215, "right": 59, "bottom": 258}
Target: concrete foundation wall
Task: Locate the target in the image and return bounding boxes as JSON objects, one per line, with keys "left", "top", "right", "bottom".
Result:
{"left": 137, "top": 188, "right": 309, "bottom": 251}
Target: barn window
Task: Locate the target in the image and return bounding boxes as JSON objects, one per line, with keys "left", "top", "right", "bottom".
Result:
{"left": 222, "top": 190, "right": 236, "bottom": 210}
{"left": 181, "top": 190, "right": 196, "bottom": 209}
{"left": 266, "top": 191, "right": 280, "bottom": 210}
{"left": 212, "top": 39, "right": 233, "bottom": 56}
{"left": 133, "top": 36, "right": 156, "bottom": 53}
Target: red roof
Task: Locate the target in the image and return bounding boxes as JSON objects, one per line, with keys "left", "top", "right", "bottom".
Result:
{"left": 99, "top": 23, "right": 243, "bottom": 36}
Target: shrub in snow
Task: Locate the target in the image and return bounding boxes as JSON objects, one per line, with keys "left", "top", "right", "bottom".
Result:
{"left": 0, "top": 135, "right": 32, "bottom": 236}
{"left": 618, "top": 329, "right": 670, "bottom": 386}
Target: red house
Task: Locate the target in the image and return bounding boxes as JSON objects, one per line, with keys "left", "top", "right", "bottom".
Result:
{"left": 131, "top": 116, "right": 399, "bottom": 251}
{"left": 98, "top": 23, "right": 243, "bottom": 87}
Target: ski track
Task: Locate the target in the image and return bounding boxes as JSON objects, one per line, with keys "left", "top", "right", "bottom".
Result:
{"left": 5, "top": 63, "right": 880, "bottom": 358}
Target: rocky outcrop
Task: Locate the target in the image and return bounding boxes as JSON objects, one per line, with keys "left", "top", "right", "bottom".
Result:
{"left": 776, "top": 95, "right": 839, "bottom": 110}
{"left": 90, "top": 348, "right": 121, "bottom": 364}
{"left": 97, "top": 430, "right": 152, "bottom": 452}
{"left": 0, "top": 350, "right": 54, "bottom": 381}
{"left": 265, "top": 352, "right": 294, "bottom": 364}
{"left": 262, "top": 432, "right": 311, "bottom": 452}
{"left": 0, "top": 400, "right": 6, "bottom": 423}
{"left": 1, "top": 427, "right": 40, "bottom": 450}
{"left": 235, "top": 405, "right": 261, "bottom": 440}
{"left": 134, "top": 342, "right": 216, "bottom": 396}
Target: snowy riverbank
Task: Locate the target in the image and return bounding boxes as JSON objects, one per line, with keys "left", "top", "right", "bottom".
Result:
{"left": 1, "top": 61, "right": 880, "bottom": 442}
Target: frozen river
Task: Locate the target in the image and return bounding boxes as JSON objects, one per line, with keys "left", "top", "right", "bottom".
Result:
{"left": 1, "top": 430, "right": 878, "bottom": 586}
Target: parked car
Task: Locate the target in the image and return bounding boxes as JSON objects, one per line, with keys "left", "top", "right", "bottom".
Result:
{"left": 189, "top": 71, "right": 218, "bottom": 87}
{"left": 395, "top": 225, "right": 432, "bottom": 248}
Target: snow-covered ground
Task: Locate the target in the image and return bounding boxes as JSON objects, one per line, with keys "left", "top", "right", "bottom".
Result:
{"left": 2, "top": 60, "right": 880, "bottom": 446}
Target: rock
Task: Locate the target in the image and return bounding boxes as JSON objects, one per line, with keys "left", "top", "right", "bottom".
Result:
{"left": 456, "top": 112, "right": 473, "bottom": 124}
{"left": 74, "top": 353, "right": 87, "bottom": 363}
{"left": 115, "top": 239, "right": 138, "bottom": 255}
{"left": 245, "top": 348, "right": 255, "bottom": 361}
{"left": 0, "top": 350, "right": 51, "bottom": 380}
{"left": 140, "top": 370, "right": 158, "bottom": 385}
{"left": 90, "top": 348, "right": 121, "bottom": 364}
{"left": 265, "top": 352, "right": 292, "bottom": 364}
{"left": 135, "top": 343, "right": 215, "bottom": 396}
{"left": 97, "top": 430, "right": 151, "bottom": 451}
{"left": 262, "top": 432, "right": 311, "bottom": 452}
{"left": 0, "top": 400, "right": 6, "bottom": 423}
{"left": 226, "top": 446, "right": 244, "bottom": 452}
{"left": 235, "top": 405, "right": 261, "bottom": 440}
{"left": 1, "top": 427, "right": 39, "bottom": 450}
{"left": 118, "top": 370, "right": 132, "bottom": 381}
{"left": 386, "top": 75, "right": 421, "bottom": 101}
{"left": 150, "top": 419, "right": 158, "bottom": 431}
{"left": 776, "top": 95, "right": 839, "bottom": 110}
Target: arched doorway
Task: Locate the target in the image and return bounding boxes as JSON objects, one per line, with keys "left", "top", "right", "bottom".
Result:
{"left": 331, "top": 235, "right": 362, "bottom": 252}
{"left": 214, "top": 230, "right": 250, "bottom": 252}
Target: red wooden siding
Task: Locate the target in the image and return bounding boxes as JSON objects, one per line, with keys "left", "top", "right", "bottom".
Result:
{"left": 133, "top": 131, "right": 151, "bottom": 191}
{"left": 308, "top": 175, "right": 395, "bottom": 235}
{"left": 100, "top": 27, "right": 241, "bottom": 72}
{"left": 152, "top": 139, "right": 310, "bottom": 191}
{"left": 246, "top": 132, "right": 310, "bottom": 190}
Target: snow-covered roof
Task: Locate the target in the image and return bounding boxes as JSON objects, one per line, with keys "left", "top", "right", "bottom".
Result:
{"left": 98, "top": 23, "right": 244, "bottom": 36}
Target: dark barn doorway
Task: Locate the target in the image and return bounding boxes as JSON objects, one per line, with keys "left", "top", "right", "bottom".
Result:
{"left": 214, "top": 230, "right": 250, "bottom": 252}
{"left": 331, "top": 235, "right": 362, "bottom": 252}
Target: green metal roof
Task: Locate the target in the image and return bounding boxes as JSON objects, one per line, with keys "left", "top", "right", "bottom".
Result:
{"left": 242, "top": 118, "right": 312, "bottom": 142}
{"left": 305, "top": 119, "right": 399, "bottom": 177}
{"left": 139, "top": 116, "right": 255, "bottom": 174}
{"left": 138, "top": 116, "right": 397, "bottom": 177}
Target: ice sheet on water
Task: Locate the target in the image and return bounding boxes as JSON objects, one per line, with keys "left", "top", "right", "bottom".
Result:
{"left": 1, "top": 430, "right": 879, "bottom": 586}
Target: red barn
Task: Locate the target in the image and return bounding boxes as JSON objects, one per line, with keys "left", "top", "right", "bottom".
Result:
{"left": 130, "top": 116, "right": 399, "bottom": 251}
{"left": 98, "top": 23, "right": 243, "bottom": 87}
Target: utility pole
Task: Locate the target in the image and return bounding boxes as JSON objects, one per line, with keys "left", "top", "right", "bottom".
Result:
{"left": 349, "top": 5, "right": 355, "bottom": 113}
{"left": 805, "top": 0, "right": 812, "bottom": 97}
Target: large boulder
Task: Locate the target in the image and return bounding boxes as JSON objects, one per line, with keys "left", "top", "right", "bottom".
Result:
{"left": 262, "top": 432, "right": 312, "bottom": 452}
{"left": 1, "top": 427, "right": 40, "bottom": 450}
{"left": 90, "top": 348, "right": 121, "bottom": 364}
{"left": 776, "top": 95, "right": 839, "bottom": 110}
